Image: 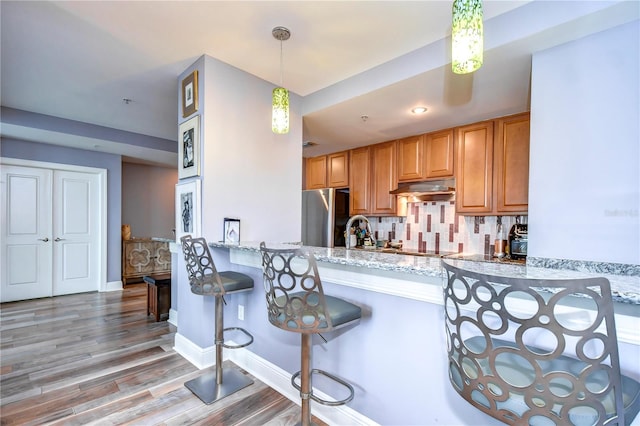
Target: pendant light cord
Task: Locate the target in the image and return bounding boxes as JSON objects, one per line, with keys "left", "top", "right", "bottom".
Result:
{"left": 280, "top": 39, "right": 283, "bottom": 87}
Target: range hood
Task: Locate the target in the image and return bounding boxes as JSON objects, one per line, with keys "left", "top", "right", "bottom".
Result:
{"left": 390, "top": 178, "right": 456, "bottom": 201}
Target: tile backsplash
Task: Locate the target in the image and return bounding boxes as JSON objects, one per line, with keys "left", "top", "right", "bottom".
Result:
{"left": 369, "top": 201, "right": 527, "bottom": 256}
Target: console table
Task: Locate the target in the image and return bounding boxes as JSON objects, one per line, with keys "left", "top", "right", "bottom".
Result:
{"left": 122, "top": 238, "right": 171, "bottom": 285}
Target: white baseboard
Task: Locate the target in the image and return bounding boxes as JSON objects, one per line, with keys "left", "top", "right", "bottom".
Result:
{"left": 168, "top": 308, "right": 178, "bottom": 326}
{"left": 173, "top": 332, "right": 218, "bottom": 370}
{"left": 227, "top": 343, "right": 379, "bottom": 426}
{"left": 103, "top": 280, "right": 123, "bottom": 292}
{"left": 173, "top": 334, "right": 378, "bottom": 425}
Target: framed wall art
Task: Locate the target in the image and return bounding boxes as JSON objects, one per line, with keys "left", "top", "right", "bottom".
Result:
{"left": 178, "top": 115, "right": 200, "bottom": 179}
{"left": 175, "top": 179, "right": 201, "bottom": 243}
{"left": 181, "top": 70, "right": 198, "bottom": 118}
{"left": 223, "top": 218, "right": 241, "bottom": 244}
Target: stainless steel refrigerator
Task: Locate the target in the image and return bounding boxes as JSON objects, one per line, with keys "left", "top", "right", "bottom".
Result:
{"left": 301, "top": 188, "right": 349, "bottom": 247}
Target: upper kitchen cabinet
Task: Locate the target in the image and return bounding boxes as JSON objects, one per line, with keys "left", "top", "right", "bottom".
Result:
{"left": 349, "top": 146, "right": 371, "bottom": 215}
{"left": 305, "top": 156, "right": 327, "bottom": 189}
{"left": 397, "top": 135, "right": 424, "bottom": 182}
{"left": 456, "top": 121, "right": 494, "bottom": 214}
{"left": 370, "top": 141, "right": 398, "bottom": 215}
{"left": 424, "top": 129, "right": 455, "bottom": 178}
{"left": 327, "top": 151, "right": 349, "bottom": 188}
{"left": 397, "top": 130, "right": 454, "bottom": 182}
{"left": 455, "top": 113, "right": 531, "bottom": 215}
{"left": 304, "top": 151, "right": 350, "bottom": 189}
{"left": 494, "top": 112, "right": 530, "bottom": 213}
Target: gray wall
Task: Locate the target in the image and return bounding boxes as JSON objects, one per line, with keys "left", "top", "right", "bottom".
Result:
{"left": 1, "top": 137, "right": 123, "bottom": 283}
{"left": 529, "top": 19, "right": 639, "bottom": 264}
{"left": 174, "top": 54, "right": 303, "bottom": 348}
{"left": 122, "top": 163, "right": 177, "bottom": 240}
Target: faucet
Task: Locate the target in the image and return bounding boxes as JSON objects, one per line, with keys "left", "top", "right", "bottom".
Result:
{"left": 345, "top": 215, "right": 376, "bottom": 249}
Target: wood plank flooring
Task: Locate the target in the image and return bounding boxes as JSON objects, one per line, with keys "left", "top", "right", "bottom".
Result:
{"left": 0, "top": 284, "right": 327, "bottom": 426}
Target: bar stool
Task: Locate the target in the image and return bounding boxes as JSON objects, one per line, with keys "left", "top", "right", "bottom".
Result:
{"left": 259, "top": 242, "right": 361, "bottom": 426}
{"left": 180, "top": 235, "right": 254, "bottom": 404}
{"left": 442, "top": 261, "right": 640, "bottom": 425}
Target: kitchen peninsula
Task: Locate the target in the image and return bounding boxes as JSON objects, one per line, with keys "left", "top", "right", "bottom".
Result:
{"left": 202, "top": 241, "right": 640, "bottom": 426}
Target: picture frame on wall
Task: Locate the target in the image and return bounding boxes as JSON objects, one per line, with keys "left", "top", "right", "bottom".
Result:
{"left": 175, "top": 179, "right": 201, "bottom": 243}
{"left": 178, "top": 115, "right": 200, "bottom": 179}
{"left": 223, "top": 218, "right": 241, "bottom": 244}
{"left": 181, "top": 70, "right": 198, "bottom": 118}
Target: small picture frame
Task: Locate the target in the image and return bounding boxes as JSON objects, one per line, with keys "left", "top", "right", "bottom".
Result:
{"left": 175, "top": 179, "right": 201, "bottom": 243}
{"left": 181, "top": 70, "right": 198, "bottom": 118}
{"left": 178, "top": 115, "right": 200, "bottom": 179}
{"left": 223, "top": 218, "right": 241, "bottom": 244}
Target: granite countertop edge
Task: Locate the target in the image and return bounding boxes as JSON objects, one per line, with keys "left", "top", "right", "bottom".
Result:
{"left": 209, "top": 241, "right": 639, "bottom": 304}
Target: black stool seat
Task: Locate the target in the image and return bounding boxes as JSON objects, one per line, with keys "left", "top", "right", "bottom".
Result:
{"left": 189, "top": 271, "right": 253, "bottom": 295}
{"left": 275, "top": 292, "right": 361, "bottom": 330}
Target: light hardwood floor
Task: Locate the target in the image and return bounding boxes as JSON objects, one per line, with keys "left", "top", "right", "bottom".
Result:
{"left": 0, "top": 284, "right": 327, "bottom": 425}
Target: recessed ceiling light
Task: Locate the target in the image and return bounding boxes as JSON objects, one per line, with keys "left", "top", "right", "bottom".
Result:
{"left": 411, "top": 107, "right": 428, "bottom": 114}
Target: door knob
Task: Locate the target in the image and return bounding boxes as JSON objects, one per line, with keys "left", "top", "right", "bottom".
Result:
{"left": 38, "top": 237, "right": 50, "bottom": 242}
{"left": 54, "top": 237, "right": 66, "bottom": 242}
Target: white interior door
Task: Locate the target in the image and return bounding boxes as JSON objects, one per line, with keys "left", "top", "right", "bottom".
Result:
{"left": 1, "top": 166, "right": 53, "bottom": 302}
{"left": 53, "top": 170, "right": 100, "bottom": 296}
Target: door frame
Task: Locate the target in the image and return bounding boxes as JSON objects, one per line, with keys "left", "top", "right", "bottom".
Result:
{"left": 1, "top": 157, "right": 108, "bottom": 292}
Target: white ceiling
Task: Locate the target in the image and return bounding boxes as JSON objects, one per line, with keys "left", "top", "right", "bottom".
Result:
{"left": 1, "top": 1, "right": 637, "bottom": 163}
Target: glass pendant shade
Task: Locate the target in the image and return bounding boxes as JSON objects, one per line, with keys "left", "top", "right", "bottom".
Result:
{"left": 451, "top": 0, "right": 483, "bottom": 74}
{"left": 272, "top": 87, "right": 289, "bottom": 134}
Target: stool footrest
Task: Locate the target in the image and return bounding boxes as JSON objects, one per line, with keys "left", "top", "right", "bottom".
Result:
{"left": 222, "top": 327, "right": 254, "bottom": 349}
{"left": 291, "top": 368, "right": 355, "bottom": 407}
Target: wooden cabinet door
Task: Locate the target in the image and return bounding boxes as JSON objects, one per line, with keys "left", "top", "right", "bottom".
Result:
{"left": 153, "top": 241, "right": 171, "bottom": 273}
{"left": 305, "top": 156, "right": 327, "bottom": 189}
{"left": 456, "top": 122, "right": 494, "bottom": 214}
{"left": 424, "top": 129, "right": 455, "bottom": 178}
{"left": 397, "top": 135, "right": 423, "bottom": 182}
{"left": 123, "top": 239, "right": 155, "bottom": 278}
{"left": 328, "top": 151, "right": 349, "bottom": 188}
{"left": 494, "top": 113, "right": 530, "bottom": 213}
{"left": 349, "top": 147, "right": 370, "bottom": 215}
{"left": 370, "top": 141, "right": 397, "bottom": 215}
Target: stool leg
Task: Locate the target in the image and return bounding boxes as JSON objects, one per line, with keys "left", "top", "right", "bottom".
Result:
{"left": 300, "top": 333, "right": 312, "bottom": 426}
{"left": 184, "top": 295, "right": 253, "bottom": 404}
{"left": 215, "top": 295, "right": 224, "bottom": 384}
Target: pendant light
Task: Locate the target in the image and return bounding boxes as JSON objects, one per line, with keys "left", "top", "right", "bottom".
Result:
{"left": 451, "top": 0, "right": 484, "bottom": 74}
{"left": 272, "top": 26, "right": 290, "bottom": 134}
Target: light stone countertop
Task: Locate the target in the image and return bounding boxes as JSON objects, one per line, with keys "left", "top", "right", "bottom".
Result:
{"left": 209, "top": 241, "right": 640, "bottom": 305}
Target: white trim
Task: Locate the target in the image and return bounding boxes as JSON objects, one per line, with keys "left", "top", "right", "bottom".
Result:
{"left": 168, "top": 308, "right": 178, "bottom": 326}
{"left": 226, "top": 343, "right": 380, "bottom": 426}
{"left": 2, "top": 157, "right": 107, "bottom": 174}
{"left": 173, "top": 332, "right": 219, "bottom": 370}
{"left": 104, "top": 280, "right": 123, "bottom": 292}
{"left": 173, "top": 332, "right": 379, "bottom": 426}
{"left": 1, "top": 157, "right": 108, "bottom": 294}
{"left": 98, "top": 167, "right": 108, "bottom": 292}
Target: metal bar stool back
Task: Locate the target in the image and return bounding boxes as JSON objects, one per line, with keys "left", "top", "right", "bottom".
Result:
{"left": 442, "top": 261, "right": 640, "bottom": 425}
{"left": 260, "top": 242, "right": 362, "bottom": 426}
{"left": 180, "top": 235, "right": 254, "bottom": 404}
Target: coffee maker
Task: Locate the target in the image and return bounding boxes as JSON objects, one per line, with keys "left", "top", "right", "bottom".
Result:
{"left": 508, "top": 224, "right": 528, "bottom": 260}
